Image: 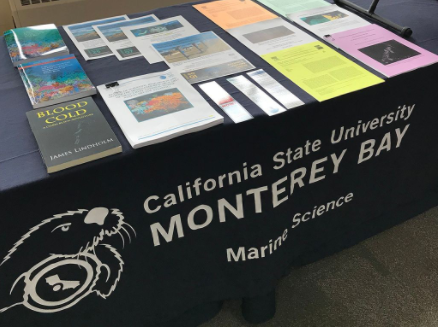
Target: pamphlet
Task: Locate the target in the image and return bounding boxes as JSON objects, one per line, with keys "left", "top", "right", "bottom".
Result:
{"left": 199, "top": 81, "right": 253, "bottom": 123}
{"left": 151, "top": 31, "right": 255, "bottom": 84}
{"left": 121, "top": 16, "right": 199, "bottom": 64}
{"left": 64, "top": 15, "right": 128, "bottom": 60}
{"left": 228, "top": 18, "right": 315, "bottom": 56}
{"left": 227, "top": 75, "right": 286, "bottom": 116}
{"left": 326, "top": 24, "right": 438, "bottom": 77}
{"left": 93, "top": 15, "right": 159, "bottom": 61}
{"left": 193, "top": 0, "right": 277, "bottom": 30}
{"left": 247, "top": 69, "right": 304, "bottom": 109}
{"left": 258, "top": 0, "right": 330, "bottom": 17}
{"left": 262, "top": 41, "right": 384, "bottom": 102}
{"left": 289, "top": 5, "right": 370, "bottom": 39}
{"left": 97, "top": 69, "right": 223, "bottom": 148}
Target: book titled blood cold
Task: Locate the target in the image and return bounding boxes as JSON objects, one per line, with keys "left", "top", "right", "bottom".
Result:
{"left": 18, "top": 54, "right": 96, "bottom": 109}
{"left": 4, "top": 24, "right": 69, "bottom": 66}
{"left": 26, "top": 97, "right": 122, "bottom": 173}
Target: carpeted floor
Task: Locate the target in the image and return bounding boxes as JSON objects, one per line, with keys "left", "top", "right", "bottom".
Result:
{"left": 203, "top": 206, "right": 438, "bottom": 326}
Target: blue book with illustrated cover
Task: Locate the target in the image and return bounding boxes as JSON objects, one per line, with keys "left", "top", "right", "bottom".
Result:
{"left": 18, "top": 54, "right": 96, "bottom": 109}
{"left": 4, "top": 24, "right": 69, "bottom": 66}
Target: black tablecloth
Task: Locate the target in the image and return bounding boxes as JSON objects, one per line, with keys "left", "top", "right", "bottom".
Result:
{"left": 0, "top": 0, "right": 437, "bottom": 325}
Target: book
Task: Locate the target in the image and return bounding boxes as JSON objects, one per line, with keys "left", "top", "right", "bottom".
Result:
{"left": 26, "top": 97, "right": 122, "bottom": 173}
{"left": 4, "top": 24, "right": 69, "bottom": 67}
{"left": 18, "top": 54, "right": 96, "bottom": 109}
{"left": 97, "top": 69, "right": 223, "bottom": 148}
{"left": 325, "top": 24, "right": 438, "bottom": 77}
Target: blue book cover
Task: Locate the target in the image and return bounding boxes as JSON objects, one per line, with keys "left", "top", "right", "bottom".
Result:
{"left": 18, "top": 54, "right": 96, "bottom": 109}
{"left": 4, "top": 24, "right": 69, "bottom": 66}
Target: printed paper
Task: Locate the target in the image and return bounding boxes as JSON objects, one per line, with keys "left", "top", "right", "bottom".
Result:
{"left": 152, "top": 31, "right": 255, "bottom": 84}
{"left": 64, "top": 15, "right": 128, "bottom": 60}
{"left": 227, "top": 75, "right": 286, "bottom": 116}
{"left": 97, "top": 69, "right": 223, "bottom": 148}
{"left": 262, "top": 41, "right": 384, "bottom": 102}
{"left": 326, "top": 24, "right": 438, "bottom": 77}
{"left": 199, "top": 81, "right": 253, "bottom": 123}
{"left": 247, "top": 69, "right": 304, "bottom": 109}
{"left": 94, "top": 15, "right": 158, "bottom": 61}
{"left": 228, "top": 18, "right": 315, "bottom": 56}
{"left": 193, "top": 0, "right": 277, "bottom": 30}
{"left": 121, "top": 16, "right": 199, "bottom": 64}
{"left": 258, "top": 0, "right": 330, "bottom": 17}
{"left": 289, "top": 5, "right": 370, "bottom": 39}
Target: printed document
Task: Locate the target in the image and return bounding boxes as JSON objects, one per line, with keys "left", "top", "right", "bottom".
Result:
{"left": 93, "top": 15, "right": 158, "bottom": 61}
{"left": 97, "top": 69, "right": 223, "bottom": 148}
{"left": 152, "top": 31, "right": 255, "bottom": 84}
{"left": 262, "top": 41, "right": 384, "bottom": 102}
{"left": 121, "top": 16, "right": 199, "bottom": 64}
{"left": 258, "top": 0, "right": 330, "bottom": 17}
{"left": 64, "top": 16, "right": 128, "bottom": 60}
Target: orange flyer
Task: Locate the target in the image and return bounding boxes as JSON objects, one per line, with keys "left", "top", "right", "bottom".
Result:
{"left": 193, "top": 0, "right": 278, "bottom": 30}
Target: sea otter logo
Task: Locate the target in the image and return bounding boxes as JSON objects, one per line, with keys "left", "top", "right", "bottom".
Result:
{"left": 0, "top": 208, "right": 135, "bottom": 314}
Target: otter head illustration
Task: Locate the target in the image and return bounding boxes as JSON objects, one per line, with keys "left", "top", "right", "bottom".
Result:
{"left": 0, "top": 208, "right": 136, "bottom": 314}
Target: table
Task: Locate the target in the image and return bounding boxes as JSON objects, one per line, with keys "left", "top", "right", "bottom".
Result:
{"left": 0, "top": 0, "right": 437, "bottom": 325}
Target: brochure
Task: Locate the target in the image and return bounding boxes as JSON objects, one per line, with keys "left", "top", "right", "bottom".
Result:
{"left": 199, "top": 81, "right": 253, "bottom": 123}
{"left": 227, "top": 75, "right": 286, "bottom": 116}
{"left": 193, "top": 0, "right": 277, "bottom": 30}
{"left": 121, "top": 16, "right": 199, "bottom": 64}
{"left": 228, "top": 18, "right": 315, "bottom": 56}
{"left": 262, "top": 41, "right": 384, "bottom": 102}
{"left": 326, "top": 24, "right": 438, "bottom": 77}
{"left": 93, "top": 15, "right": 159, "bottom": 61}
{"left": 258, "top": 0, "right": 330, "bottom": 17}
{"left": 247, "top": 69, "right": 304, "bottom": 109}
{"left": 97, "top": 69, "right": 223, "bottom": 148}
{"left": 151, "top": 31, "right": 255, "bottom": 84}
{"left": 289, "top": 5, "right": 370, "bottom": 39}
{"left": 64, "top": 15, "right": 128, "bottom": 60}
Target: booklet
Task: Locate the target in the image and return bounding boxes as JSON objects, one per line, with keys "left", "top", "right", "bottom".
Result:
{"left": 228, "top": 18, "right": 315, "bottom": 56}
{"left": 121, "top": 16, "right": 199, "bottom": 64}
{"left": 151, "top": 31, "right": 255, "bottom": 84}
{"left": 64, "top": 15, "right": 128, "bottom": 60}
{"left": 258, "top": 0, "right": 330, "bottom": 17}
{"left": 97, "top": 70, "right": 223, "bottom": 148}
{"left": 262, "top": 41, "right": 384, "bottom": 102}
{"left": 4, "top": 24, "right": 69, "bottom": 67}
{"left": 93, "top": 15, "right": 158, "bottom": 61}
{"left": 26, "top": 97, "right": 122, "bottom": 173}
{"left": 289, "top": 4, "right": 370, "bottom": 39}
{"left": 326, "top": 24, "right": 438, "bottom": 77}
{"left": 193, "top": 0, "right": 277, "bottom": 30}
{"left": 18, "top": 54, "right": 96, "bottom": 109}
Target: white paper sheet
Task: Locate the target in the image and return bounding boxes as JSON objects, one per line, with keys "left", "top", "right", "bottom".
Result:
{"left": 97, "top": 70, "right": 223, "bottom": 148}
{"left": 64, "top": 15, "right": 128, "bottom": 60}
{"left": 121, "top": 16, "right": 200, "bottom": 64}
{"left": 289, "top": 5, "right": 370, "bottom": 39}
{"left": 151, "top": 31, "right": 255, "bottom": 84}
{"left": 93, "top": 15, "right": 159, "bottom": 61}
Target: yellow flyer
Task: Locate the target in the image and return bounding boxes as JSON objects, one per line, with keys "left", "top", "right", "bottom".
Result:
{"left": 193, "top": 0, "right": 278, "bottom": 30}
{"left": 262, "top": 41, "right": 384, "bottom": 102}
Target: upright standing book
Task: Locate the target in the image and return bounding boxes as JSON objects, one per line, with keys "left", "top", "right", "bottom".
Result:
{"left": 26, "top": 97, "right": 122, "bottom": 173}
{"left": 4, "top": 24, "right": 69, "bottom": 67}
{"left": 18, "top": 54, "right": 96, "bottom": 109}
